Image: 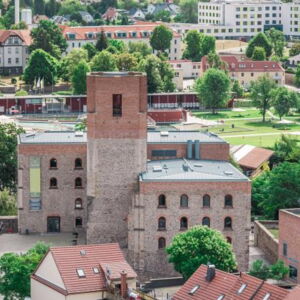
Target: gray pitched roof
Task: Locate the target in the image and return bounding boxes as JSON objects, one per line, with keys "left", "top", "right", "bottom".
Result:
{"left": 140, "top": 159, "right": 249, "bottom": 182}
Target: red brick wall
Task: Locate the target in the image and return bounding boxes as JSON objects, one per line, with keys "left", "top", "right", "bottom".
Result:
{"left": 279, "top": 210, "right": 300, "bottom": 283}
{"left": 147, "top": 110, "right": 187, "bottom": 123}
{"left": 19, "top": 144, "right": 86, "bottom": 155}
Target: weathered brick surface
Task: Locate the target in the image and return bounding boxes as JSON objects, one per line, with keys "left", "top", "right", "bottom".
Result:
{"left": 279, "top": 210, "right": 300, "bottom": 283}
{"left": 18, "top": 144, "right": 87, "bottom": 233}
{"left": 128, "top": 181, "right": 251, "bottom": 276}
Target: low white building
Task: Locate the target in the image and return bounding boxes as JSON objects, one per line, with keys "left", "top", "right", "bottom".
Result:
{"left": 288, "top": 53, "right": 300, "bottom": 67}
{"left": 61, "top": 24, "right": 182, "bottom": 60}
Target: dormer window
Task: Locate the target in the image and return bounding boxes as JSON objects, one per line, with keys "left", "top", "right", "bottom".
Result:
{"left": 106, "top": 32, "right": 112, "bottom": 38}
{"left": 77, "top": 269, "right": 85, "bottom": 278}
{"left": 67, "top": 33, "right": 76, "bottom": 40}
{"left": 131, "top": 32, "right": 137, "bottom": 38}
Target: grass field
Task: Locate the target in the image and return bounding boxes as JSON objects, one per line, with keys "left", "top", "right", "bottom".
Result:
{"left": 193, "top": 109, "right": 262, "bottom": 120}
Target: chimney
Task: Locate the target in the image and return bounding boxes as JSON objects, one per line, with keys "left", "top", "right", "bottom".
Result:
{"left": 205, "top": 264, "right": 216, "bottom": 282}
{"left": 120, "top": 270, "right": 128, "bottom": 299}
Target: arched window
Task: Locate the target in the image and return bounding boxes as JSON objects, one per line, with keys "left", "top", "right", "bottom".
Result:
{"left": 224, "top": 217, "right": 232, "bottom": 229}
{"left": 75, "top": 198, "right": 83, "bottom": 209}
{"left": 180, "top": 194, "right": 188, "bottom": 208}
{"left": 50, "top": 158, "right": 57, "bottom": 169}
{"left": 75, "top": 177, "right": 82, "bottom": 188}
{"left": 180, "top": 217, "right": 188, "bottom": 230}
{"left": 203, "top": 194, "right": 210, "bottom": 207}
{"left": 225, "top": 195, "right": 233, "bottom": 207}
{"left": 202, "top": 217, "right": 210, "bottom": 227}
{"left": 158, "top": 237, "right": 166, "bottom": 249}
{"left": 75, "top": 158, "right": 82, "bottom": 169}
{"left": 226, "top": 237, "right": 232, "bottom": 244}
{"left": 158, "top": 217, "right": 166, "bottom": 230}
{"left": 158, "top": 194, "right": 166, "bottom": 207}
{"left": 75, "top": 217, "right": 82, "bottom": 227}
{"left": 50, "top": 177, "right": 57, "bottom": 188}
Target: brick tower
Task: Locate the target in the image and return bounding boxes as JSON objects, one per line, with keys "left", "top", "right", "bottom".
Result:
{"left": 86, "top": 72, "right": 147, "bottom": 247}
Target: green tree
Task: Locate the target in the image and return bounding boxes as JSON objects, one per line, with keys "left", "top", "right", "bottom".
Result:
{"left": 249, "top": 75, "right": 276, "bottom": 122}
{"left": 167, "top": 226, "right": 237, "bottom": 279}
{"left": 95, "top": 30, "right": 108, "bottom": 52}
{"left": 295, "top": 64, "right": 300, "bottom": 87}
{"left": 82, "top": 42, "right": 97, "bottom": 60}
{"left": 179, "top": 0, "right": 198, "bottom": 23}
{"left": 150, "top": 24, "right": 173, "bottom": 54}
{"left": 58, "top": 0, "right": 85, "bottom": 15}
{"left": 128, "top": 41, "right": 152, "bottom": 57}
{"left": 207, "top": 51, "right": 223, "bottom": 69}
{"left": 0, "top": 123, "right": 25, "bottom": 191}
{"left": 266, "top": 28, "right": 285, "bottom": 58}
{"left": 153, "top": 10, "right": 171, "bottom": 22}
{"left": 45, "top": 0, "right": 59, "bottom": 17}
{"left": 116, "top": 53, "right": 137, "bottom": 71}
{"left": 0, "top": 242, "right": 49, "bottom": 299}
{"left": 90, "top": 50, "right": 117, "bottom": 71}
{"left": 289, "top": 42, "right": 300, "bottom": 57}
{"left": 195, "top": 68, "right": 231, "bottom": 114}
{"left": 273, "top": 135, "right": 300, "bottom": 163}
{"left": 270, "top": 260, "right": 289, "bottom": 280}
{"left": 249, "top": 260, "right": 270, "bottom": 280}
{"left": 246, "top": 32, "right": 272, "bottom": 58}
{"left": 183, "top": 30, "right": 202, "bottom": 61}
{"left": 271, "top": 86, "right": 298, "bottom": 120}
{"left": 30, "top": 20, "right": 67, "bottom": 59}
{"left": 2, "top": 5, "right": 15, "bottom": 29}
{"left": 159, "top": 58, "right": 176, "bottom": 92}
{"left": 253, "top": 162, "right": 300, "bottom": 219}
{"left": 201, "top": 35, "right": 216, "bottom": 57}
{"left": 34, "top": 0, "right": 45, "bottom": 14}
{"left": 23, "top": 49, "right": 59, "bottom": 85}
{"left": 10, "top": 21, "right": 28, "bottom": 29}
{"left": 252, "top": 46, "right": 266, "bottom": 61}
{"left": 72, "top": 60, "right": 90, "bottom": 95}
{"left": 232, "top": 80, "right": 244, "bottom": 98}
{"left": 108, "top": 39, "right": 126, "bottom": 53}
{"left": 0, "top": 189, "right": 17, "bottom": 216}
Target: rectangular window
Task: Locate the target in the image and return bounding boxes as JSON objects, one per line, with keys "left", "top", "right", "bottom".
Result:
{"left": 112, "top": 94, "right": 122, "bottom": 117}
{"left": 283, "top": 243, "right": 287, "bottom": 256}
{"left": 152, "top": 150, "right": 177, "bottom": 157}
{"left": 289, "top": 266, "right": 298, "bottom": 280}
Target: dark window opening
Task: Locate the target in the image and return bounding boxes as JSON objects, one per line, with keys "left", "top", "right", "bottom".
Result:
{"left": 202, "top": 217, "right": 210, "bottom": 227}
{"left": 180, "top": 217, "right": 188, "bottom": 230}
{"left": 283, "top": 243, "right": 288, "bottom": 256}
{"left": 75, "top": 198, "right": 83, "bottom": 209}
{"left": 47, "top": 217, "right": 60, "bottom": 232}
{"left": 180, "top": 194, "right": 188, "bottom": 208}
{"left": 113, "top": 94, "right": 122, "bottom": 117}
{"left": 289, "top": 266, "right": 298, "bottom": 280}
{"left": 75, "top": 217, "right": 83, "bottom": 228}
{"left": 225, "top": 195, "right": 233, "bottom": 207}
{"left": 226, "top": 236, "right": 232, "bottom": 244}
{"left": 224, "top": 217, "right": 232, "bottom": 229}
{"left": 50, "top": 158, "right": 57, "bottom": 169}
{"left": 75, "top": 158, "right": 82, "bottom": 169}
{"left": 75, "top": 177, "right": 82, "bottom": 188}
{"left": 158, "top": 237, "right": 166, "bottom": 249}
{"left": 152, "top": 150, "right": 177, "bottom": 157}
{"left": 158, "top": 194, "right": 166, "bottom": 207}
{"left": 50, "top": 177, "right": 57, "bottom": 188}
{"left": 158, "top": 217, "right": 166, "bottom": 230}
{"left": 203, "top": 194, "right": 210, "bottom": 207}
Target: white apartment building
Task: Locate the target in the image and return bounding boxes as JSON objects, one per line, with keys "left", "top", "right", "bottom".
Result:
{"left": 61, "top": 24, "right": 182, "bottom": 60}
{"left": 170, "top": 0, "right": 300, "bottom": 40}
{"left": 0, "top": 30, "right": 31, "bottom": 75}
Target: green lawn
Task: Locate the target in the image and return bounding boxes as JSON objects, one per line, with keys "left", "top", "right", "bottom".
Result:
{"left": 192, "top": 109, "right": 262, "bottom": 120}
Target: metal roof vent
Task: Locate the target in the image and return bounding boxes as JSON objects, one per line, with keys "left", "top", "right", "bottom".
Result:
{"left": 160, "top": 131, "right": 169, "bottom": 136}
{"left": 25, "top": 133, "right": 36, "bottom": 138}
{"left": 163, "top": 164, "right": 168, "bottom": 170}
{"left": 188, "top": 285, "right": 200, "bottom": 295}
{"left": 183, "top": 164, "right": 189, "bottom": 172}
{"left": 224, "top": 171, "right": 233, "bottom": 175}
{"left": 153, "top": 166, "right": 163, "bottom": 172}
{"left": 194, "top": 163, "right": 203, "bottom": 168}
{"left": 75, "top": 131, "right": 84, "bottom": 137}
{"left": 206, "top": 264, "right": 216, "bottom": 282}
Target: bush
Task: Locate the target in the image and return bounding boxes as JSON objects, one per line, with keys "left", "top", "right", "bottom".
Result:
{"left": 11, "top": 78, "right": 17, "bottom": 84}
{"left": 15, "top": 90, "right": 28, "bottom": 96}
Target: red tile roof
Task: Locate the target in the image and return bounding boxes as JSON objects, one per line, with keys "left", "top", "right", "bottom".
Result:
{"left": 33, "top": 243, "right": 136, "bottom": 295}
{"left": 201, "top": 56, "right": 284, "bottom": 73}
{"left": 102, "top": 7, "right": 119, "bottom": 20}
{"left": 172, "top": 265, "right": 292, "bottom": 300}
{"left": 61, "top": 23, "right": 180, "bottom": 40}
{"left": 0, "top": 30, "right": 32, "bottom": 46}
{"left": 238, "top": 147, "right": 274, "bottom": 169}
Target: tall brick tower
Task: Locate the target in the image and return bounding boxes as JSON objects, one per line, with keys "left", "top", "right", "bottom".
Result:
{"left": 86, "top": 72, "right": 147, "bottom": 246}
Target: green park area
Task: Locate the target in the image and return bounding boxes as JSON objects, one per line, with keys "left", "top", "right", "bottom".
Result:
{"left": 193, "top": 108, "right": 300, "bottom": 148}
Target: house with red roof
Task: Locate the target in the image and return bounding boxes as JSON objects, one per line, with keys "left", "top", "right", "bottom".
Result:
{"left": 0, "top": 30, "right": 31, "bottom": 75}
{"left": 31, "top": 243, "right": 138, "bottom": 300}
{"left": 173, "top": 264, "right": 300, "bottom": 300}
{"left": 201, "top": 56, "right": 285, "bottom": 88}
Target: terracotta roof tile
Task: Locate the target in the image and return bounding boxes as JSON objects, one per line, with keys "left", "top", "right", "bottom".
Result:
{"left": 237, "top": 147, "right": 274, "bottom": 169}
{"left": 39, "top": 243, "right": 135, "bottom": 295}
{"left": 172, "top": 265, "right": 291, "bottom": 300}
{"left": 0, "top": 30, "right": 32, "bottom": 46}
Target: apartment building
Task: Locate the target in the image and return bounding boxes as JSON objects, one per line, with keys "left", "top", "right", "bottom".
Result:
{"left": 60, "top": 24, "right": 182, "bottom": 60}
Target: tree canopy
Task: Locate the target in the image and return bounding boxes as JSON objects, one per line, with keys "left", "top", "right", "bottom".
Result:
{"left": 179, "top": 0, "right": 198, "bottom": 23}
{"left": 289, "top": 42, "right": 300, "bottom": 57}
{"left": 295, "top": 64, "right": 300, "bottom": 88}
{"left": 90, "top": 50, "right": 117, "bottom": 71}
{"left": 0, "top": 189, "right": 16, "bottom": 216}
{"left": 30, "top": 20, "right": 67, "bottom": 59}
{"left": 266, "top": 28, "right": 285, "bottom": 58}
{"left": 72, "top": 60, "right": 90, "bottom": 95}
{"left": 166, "top": 226, "right": 237, "bottom": 279}
{"left": 249, "top": 75, "right": 276, "bottom": 122}
{"left": 195, "top": 68, "right": 231, "bottom": 113}
{"left": 150, "top": 24, "right": 173, "bottom": 53}
{"left": 249, "top": 260, "right": 288, "bottom": 280}
{"left": 246, "top": 32, "right": 272, "bottom": 58}
{"left": 95, "top": 30, "right": 108, "bottom": 52}
{"left": 128, "top": 41, "right": 152, "bottom": 57}
{"left": 252, "top": 46, "right": 266, "bottom": 61}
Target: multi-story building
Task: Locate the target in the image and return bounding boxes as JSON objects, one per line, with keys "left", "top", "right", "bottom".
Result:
{"left": 279, "top": 208, "right": 300, "bottom": 284}
{"left": 60, "top": 24, "right": 182, "bottom": 60}
{"left": 0, "top": 30, "right": 31, "bottom": 75}
{"left": 18, "top": 72, "right": 251, "bottom": 277}
{"left": 282, "top": 0, "right": 300, "bottom": 40}
{"left": 201, "top": 55, "right": 285, "bottom": 87}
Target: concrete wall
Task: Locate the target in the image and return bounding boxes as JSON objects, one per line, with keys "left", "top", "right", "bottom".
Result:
{"left": 254, "top": 220, "right": 278, "bottom": 264}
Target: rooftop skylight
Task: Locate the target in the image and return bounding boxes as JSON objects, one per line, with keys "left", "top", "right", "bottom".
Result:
{"left": 188, "top": 285, "right": 200, "bottom": 295}
{"left": 77, "top": 269, "right": 85, "bottom": 278}
{"left": 237, "top": 283, "right": 247, "bottom": 294}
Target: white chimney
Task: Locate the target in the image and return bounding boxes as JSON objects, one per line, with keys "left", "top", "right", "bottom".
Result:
{"left": 15, "top": 0, "right": 20, "bottom": 24}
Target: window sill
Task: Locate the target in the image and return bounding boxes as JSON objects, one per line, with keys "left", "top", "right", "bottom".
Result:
{"left": 75, "top": 186, "right": 84, "bottom": 189}
{"left": 224, "top": 227, "right": 233, "bottom": 231}
{"left": 75, "top": 207, "right": 83, "bottom": 210}
{"left": 179, "top": 207, "right": 189, "bottom": 209}
{"left": 224, "top": 206, "right": 233, "bottom": 209}
{"left": 158, "top": 206, "right": 167, "bottom": 209}
{"left": 49, "top": 187, "right": 58, "bottom": 189}
{"left": 203, "top": 206, "right": 211, "bottom": 209}
{"left": 49, "top": 167, "right": 57, "bottom": 170}
{"left": 74, "top": 167, "right": 83, "bottom": 170}
{"left": 158, "top": 228, "right": 166, "bottom": 231}
{"left": 180, "top": 228, "right": 188, "bottom": 231}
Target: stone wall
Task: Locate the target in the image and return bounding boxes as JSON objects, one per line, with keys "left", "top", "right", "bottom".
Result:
{"left": 0, "top": 216, "right": 18, "bottom": 233}
{"left": 254, "top": 220, "right": 278, "bottom": 264}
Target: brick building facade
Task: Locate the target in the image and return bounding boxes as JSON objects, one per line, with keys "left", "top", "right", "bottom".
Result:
{"left": 18, "top": 72, "right": 251, "bottom": 277}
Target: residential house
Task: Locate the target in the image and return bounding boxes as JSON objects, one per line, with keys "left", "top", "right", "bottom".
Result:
{"left": 147, "top": 3, "right": 180, "bottom": 17}
{"left": 128, "top": 8, "right": 146, "bottom": 20}
{"left": 79, "top": 11, "right": 94, "bottom": 23}
{"left": 288, "top": 54, "right": 300, "bottom": 68}
{"left": 51, "top": 15, "right": 69, "bottom": 25}
{"left": 31, "top": 243, "right": 138, "bottom": 300}
{"left": 231, "top": 144, "right": 274, "bottom": 177}
{"left": 173, "top": 264, "right": 300, "bottom": 300}
{"left": 102, "top": 7, "right": 119, "bottom": 22}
